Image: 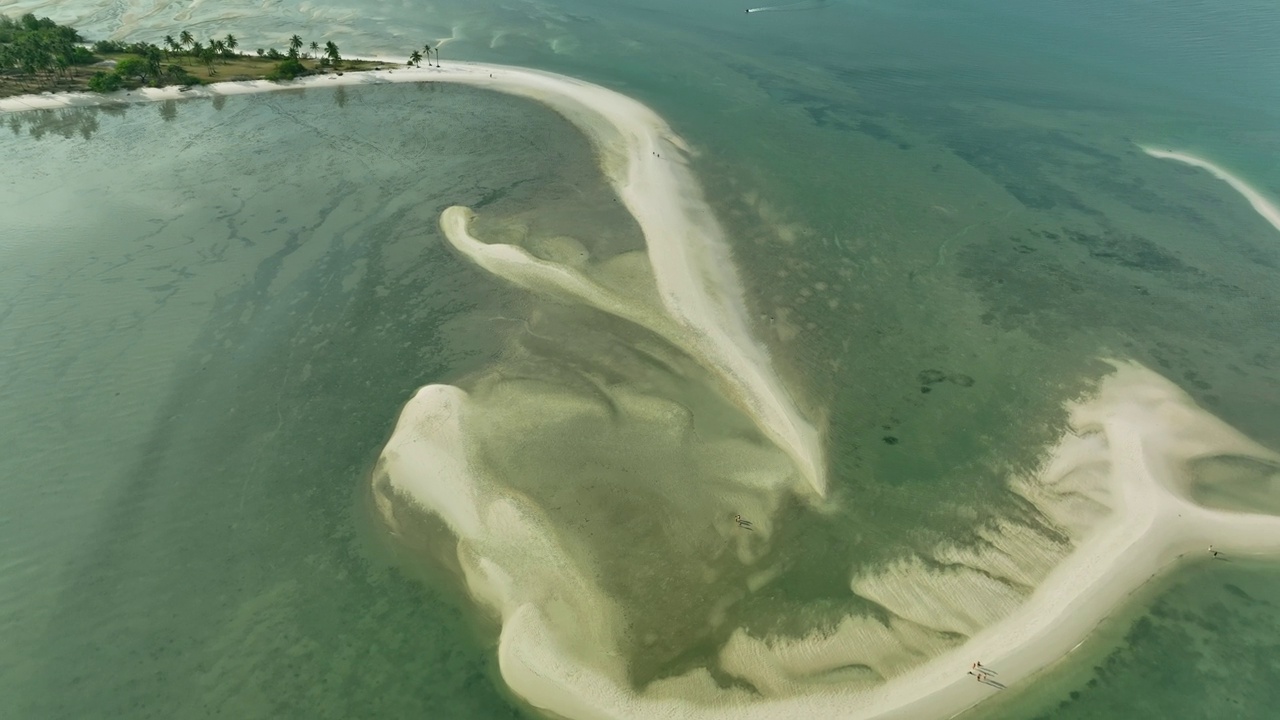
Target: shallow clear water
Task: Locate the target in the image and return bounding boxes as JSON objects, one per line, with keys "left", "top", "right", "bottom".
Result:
{"left": 3, "top": 0, "right": 1280, "bottom": 718}
{"left": 0, "top": 84, "right": 604, "bottom": 718}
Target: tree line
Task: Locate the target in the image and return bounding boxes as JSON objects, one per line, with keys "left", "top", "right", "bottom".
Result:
{"left": 90, "top": 31, "right": 346, "bottom": 85}
{"left": 0, "top": 14, "right": 96, "bottom": 88}
{"left": 3, "top": 12, "right": 444, "bottom": 98}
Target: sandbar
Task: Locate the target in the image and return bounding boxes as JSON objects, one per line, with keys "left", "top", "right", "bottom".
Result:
{"left": 11, "top": 65, "right": 1280, "bottom": 720}
{"left": 0, "top": 61, "right": 826, "bottom": 498}
{"left": 1141, "top": 146, "right": 1280, "bottom": 234}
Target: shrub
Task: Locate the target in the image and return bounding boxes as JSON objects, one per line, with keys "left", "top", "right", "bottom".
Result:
{"left": 265, "top": 57, "right": 306, "bottom": 81}
{"left": 69, "top": 46, "right": 95, "bottom": 65}
{"left": 87, "top": 71, "right": 122, "bottom": 92}
{"left": 164, "top": 64, "right": 198, "bottom": 85}
{"left": 114, "top": 56, "right": 147, "bottom": 80}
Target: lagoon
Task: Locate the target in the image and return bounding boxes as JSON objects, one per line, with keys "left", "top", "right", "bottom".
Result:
{"left": 3, "top": 1, "right": 1280, "bottom": 719}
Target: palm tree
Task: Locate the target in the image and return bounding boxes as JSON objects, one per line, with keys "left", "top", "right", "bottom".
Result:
{"left": 179, "top": 30, "right": 194, "bottom": 53}
{"left": 408, "top": 50, "right": 422, "bottom": 67}
{"left": 324, "top": 40, "right": 341, "bottom": 68}
{"left": 144, "top": 45, "right": 163, "bottom": 83}
{"left": 422, "top": 43, "right": 433, "bottom": 67}
{"left": 200, "top": 46, "right": 216, "bottom": 75}
{"left": 211, "top": 38, "right": 227, "bottom": 63}
{"left": 433, "top": 44, "right": 440, "bottom": 66}
{"left": 224, "top": 34, "right": 238, "bottom": 56}
{"left": 163, "top": 35, "right": 178, "bottom": 59}
{"left": 309, "top": 40, "right": 319, "bottom": 59}
{"left": 289, "top": 35, "right": 303, "bottom": 57}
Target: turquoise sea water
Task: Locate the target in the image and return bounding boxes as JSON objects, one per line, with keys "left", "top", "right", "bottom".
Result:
{"left": 3, "top": 0, "right": 1280, "bottom": 718}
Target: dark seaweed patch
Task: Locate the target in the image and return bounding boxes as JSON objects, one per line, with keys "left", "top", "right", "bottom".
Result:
{"left": 918, "top": 369, "right": 947, "bottom": 385}
{"left": 1062, "top": 228, "right": 1192, "bottom": 274}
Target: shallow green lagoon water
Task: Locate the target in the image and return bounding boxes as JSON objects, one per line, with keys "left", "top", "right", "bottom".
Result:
{"left": 0, "top": 84, "right": 609, "bottom": 718}
{"left": 3, "top": 0, "right": 1280, "bottom": 718}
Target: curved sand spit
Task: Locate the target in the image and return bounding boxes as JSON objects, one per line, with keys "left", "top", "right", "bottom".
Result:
{"left": 1141, "top": 146, "right": 1280, "bottom": 234}
{"left": 0, "top": 61, "right": 826, "bottom": 499}
{"left": 12, "top": 67, "right": 1280, "bottom": 719}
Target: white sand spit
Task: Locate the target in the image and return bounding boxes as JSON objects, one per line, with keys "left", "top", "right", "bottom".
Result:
{"left": 0, "top": 62, "right": 826, "bottom": 499}
{"left": 1141, "top": 146, "right": 1280, "bottom": 234}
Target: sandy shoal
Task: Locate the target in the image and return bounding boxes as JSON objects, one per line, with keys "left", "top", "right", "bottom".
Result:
{"left": 1, "top": 60, "right": 827, "bottom": 499}
{"left": 12, "top": 66, "right": 1280, "bottom": 720}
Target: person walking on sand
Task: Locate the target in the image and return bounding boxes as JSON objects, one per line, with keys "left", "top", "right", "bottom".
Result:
{"left": 734, "top": 514, "right": 754, "bottom": 530}
{"left": 1210, "top": 544, "right": 1222, "bottom": 558}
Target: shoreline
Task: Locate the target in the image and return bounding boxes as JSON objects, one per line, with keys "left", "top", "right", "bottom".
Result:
{"left": 11, "top": 64, "right": 1280, "bottom": 720}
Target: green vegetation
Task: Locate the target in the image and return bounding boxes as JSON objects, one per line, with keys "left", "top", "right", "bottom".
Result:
{"left": 0, "top": 15, "right": 97, "bottom": 92}
{"left": 265, "top": 57, "right": 306, "bottom": 81}
{"left": 2, "top": 14, "right": 420, "bottom": 100}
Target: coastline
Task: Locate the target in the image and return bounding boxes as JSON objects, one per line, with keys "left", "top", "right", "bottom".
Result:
{"left": 12, "top": 64, "right": 1280, "bottom": 720}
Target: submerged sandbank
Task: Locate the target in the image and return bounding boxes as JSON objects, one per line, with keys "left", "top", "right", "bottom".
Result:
{"left": 14, "top": 63, "right": 1280, "bottom": 720}
{"left": 377, "top": 360, "right": 1280, "bottom": 720}
{"left": 367, "top": 65, "right": 1280, "bottom": 720}
{"left": 0, "top": 61, "right": 826, "bottom": 498}
{"left": 1141, "top": 146, "right": 1280, "bottom": 234}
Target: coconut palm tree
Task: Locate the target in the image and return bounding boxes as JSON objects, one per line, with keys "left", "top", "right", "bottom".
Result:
{"left": 163, "top": 35, "right": 178, "bottom": 58}
{"left": 224, "top": 34, "right": 238, "bottom": 56}
{"left": 408, "top": 50, "right": 422, "bottom": 67}
{"left": 200, "top": 45, "right": 216, "bottom": 75}
{"left": 144, "top": 44, "right": 163, "bottom": 82}
{"left": 324, "top": 40, "right": 341, "bottom": 68}
{"left": 309, "top": 40, "right": 319, "bottom": 59}
{"left": 179, "top": 30, "right": 194, "bottom": 53}
{"left": 289, "top": 35, "right": 303, "bottom": 57}
{"left": 422, "top": 43, "right": 433, "bottom": 67}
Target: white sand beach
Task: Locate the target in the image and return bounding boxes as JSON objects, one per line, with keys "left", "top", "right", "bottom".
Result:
{"left": 11, "top": 66, "right": 1280, "bottom": 720}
